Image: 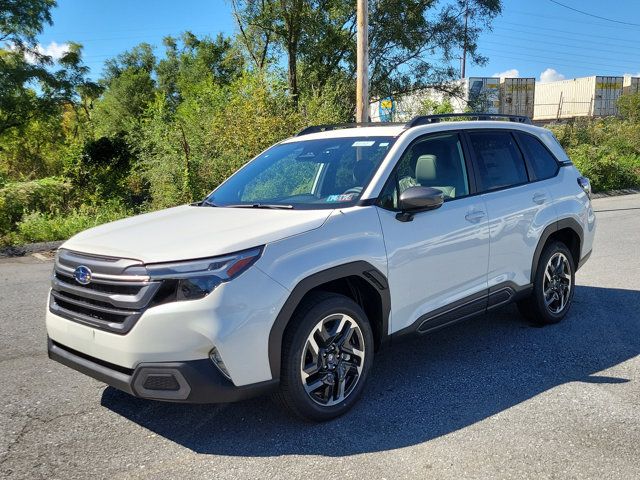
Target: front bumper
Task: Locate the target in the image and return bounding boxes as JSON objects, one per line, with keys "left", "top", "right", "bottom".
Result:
{"left": 48, "top": 338, "right": 278, "bottom": 403}
{"left": 46, "top": 265, "right": 290, "bottom": 387}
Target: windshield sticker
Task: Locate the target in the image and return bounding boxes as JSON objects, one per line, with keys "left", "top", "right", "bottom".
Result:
{"left": 379, "top": 142, "right": 389, "bottom": 147}
{"left": 351, "top": 141, "right": 376, "bottom": 147}
{"left": 327, "top": 193, "right": 357, "bottom": 202}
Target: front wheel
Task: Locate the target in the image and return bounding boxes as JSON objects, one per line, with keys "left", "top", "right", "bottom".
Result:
{"left": 276, "top": 292, "right": 374, "bottom": 421}
{"left": 518, "top": 241, "right": 575, "bottom": 325}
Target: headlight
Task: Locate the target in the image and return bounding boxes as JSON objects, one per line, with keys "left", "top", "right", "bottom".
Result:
{"left": 146, "top": 247, "right": 263, "bottom": 301}
{"left": 577, "top": 176, "right": 591, "bottom": 198}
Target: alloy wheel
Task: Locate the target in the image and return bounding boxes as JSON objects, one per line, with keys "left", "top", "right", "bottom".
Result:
{"left": 300, "top": 313, "right": 365, "bottom": 406}
{"left": 542, "top": 252, "right": 572, "bottom": 314}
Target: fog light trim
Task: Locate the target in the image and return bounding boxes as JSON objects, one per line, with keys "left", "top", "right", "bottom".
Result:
{"left": 209, "top": 347, "right": 231, "bottom": 380}
{"left": 132, "top": 367, "right": 191, "bottom": 400}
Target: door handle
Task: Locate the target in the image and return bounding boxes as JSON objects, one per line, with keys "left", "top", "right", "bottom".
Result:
{"left": 465, "top": 211, "right": 486, "bottom": 223}
{"left": 533, "top": 193, "right": 547, "bottom": 205}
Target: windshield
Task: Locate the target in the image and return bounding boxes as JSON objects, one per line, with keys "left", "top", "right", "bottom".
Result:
{"left": 205, "top": 136, "right": 396, "bottom": 209}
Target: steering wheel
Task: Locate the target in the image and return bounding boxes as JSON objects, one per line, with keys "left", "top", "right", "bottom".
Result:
{"left": 342, "top": 187, "right": 363, "bottom": 195}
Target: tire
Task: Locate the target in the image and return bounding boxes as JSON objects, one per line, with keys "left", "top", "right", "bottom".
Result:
{"left": 276, "top": 292, "right": 374, "bottom": 422}
{"left": 518, "top": 241, "right": 575, "bottom": 325}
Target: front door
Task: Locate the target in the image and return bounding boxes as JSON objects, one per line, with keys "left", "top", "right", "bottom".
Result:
{"left": 376, "top": 132, "right": 490, "bottom": 334}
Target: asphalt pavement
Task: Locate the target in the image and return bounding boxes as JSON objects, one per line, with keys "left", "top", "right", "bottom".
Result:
{"left": 1, "top": 194, "right": 639, "bottom": 480}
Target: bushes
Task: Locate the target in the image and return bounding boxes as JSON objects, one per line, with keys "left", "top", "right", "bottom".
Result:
{"left": 618, "top": 93, "right": 640, "bottom": 123}
{"left": 569, "top": 145, "right": 640, "bottom": 191}
{"left": 13, "top": 201, "right": 130, "bottom": 244}
{"left": 63, "top": 135, "right": 147, "bottom": 206}
{"left": 0, "top": 177, "right": 72, "bottom": 235}
{"left": 0, "top": 175, "right": 131, "bottom": 244}
{"left": 549, "top": 117, "right": 640, "bottom": 192}
{"left": 1, "top": 73, "right": 351, "bottom": 245}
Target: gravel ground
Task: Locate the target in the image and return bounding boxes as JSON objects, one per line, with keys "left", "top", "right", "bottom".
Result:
{"left": 0, "top": 194, "right": 639, "bottom": 480}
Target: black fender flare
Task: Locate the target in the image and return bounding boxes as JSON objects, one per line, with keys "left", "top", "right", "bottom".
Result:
{"left": 267, "top": 261, "right": 391, "bottom": 379}
{"left": 530, "top": 217, "right": 584, "bottom": 283}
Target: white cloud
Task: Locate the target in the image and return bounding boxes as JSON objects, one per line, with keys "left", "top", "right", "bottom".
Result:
{"left": 492, "top": 68, "right": 520, "bottom": 79}
{"left": 23, "top": 41, "right": 70, "bottom": 63}
{"left": 539, "top": 68, "right": 565, "bottom": 83}
{"left": 38, "top": 41, "right": 70, "bottom": 60}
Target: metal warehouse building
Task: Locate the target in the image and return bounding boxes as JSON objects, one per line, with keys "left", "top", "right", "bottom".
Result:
{"left": 533, "top": 76, "right": 624, "bottom": 121}
{"left": 370, "top": 75, "right": 639, "bottom": 123}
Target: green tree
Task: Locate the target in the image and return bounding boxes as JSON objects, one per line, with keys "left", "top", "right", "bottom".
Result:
{"left": 0, "top": 1, "right": 94, "bottom": 135}
{"left": 0, "top": 109, "right": 66, "bottom": 179}
{"left": 156, "top": 32, "right": 244, "bottom": 108}
{"left": 418, "top": 97, "right": 454, "bottom": 115}
{"left": 102, "top": 42, "right": 156, "bottom": 83}
{"left": 92, "top": 43, "right": 157, "bottom": 136}
{"left": 231, "top": 0, "right": 502, "bottom": 103}
{"left": 138, "top": 71, "right": 350, "bottom": 207}
{"left": 92, "top": 69, "right": 156, "bottom": 137}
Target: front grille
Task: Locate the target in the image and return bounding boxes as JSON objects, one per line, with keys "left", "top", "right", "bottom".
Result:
{"left": 49, "top": 249, "right": 164, "bottom": 334}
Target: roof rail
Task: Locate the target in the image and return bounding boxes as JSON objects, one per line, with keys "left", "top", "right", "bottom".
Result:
{"left": 405, "top": 113, "right": 532, "bottom": 128}
{"left": 296, "top": 122, "right": 404, "bottom": 136}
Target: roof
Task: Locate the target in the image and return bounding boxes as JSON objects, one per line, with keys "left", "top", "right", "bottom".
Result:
{"left": 282, "top": 120, "right": 547, "bottom": 143}
{"left": 281, "top": 125, "right": 406, "bottom": 143}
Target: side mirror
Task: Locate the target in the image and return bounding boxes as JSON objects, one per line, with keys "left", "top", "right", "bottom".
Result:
{"left": 396, "top": 186, "right": 444, "bottom": 222}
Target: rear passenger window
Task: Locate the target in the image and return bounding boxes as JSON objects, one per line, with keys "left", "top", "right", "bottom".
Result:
{"left": 468, "top": 131, "right": 528, "bottom": 192}
{"left": 516, "top": 132, "right": 559, "bottom": 180}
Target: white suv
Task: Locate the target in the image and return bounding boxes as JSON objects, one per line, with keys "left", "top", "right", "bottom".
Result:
{"left": 46, "top": 114, "right": 596, "bottom": 421}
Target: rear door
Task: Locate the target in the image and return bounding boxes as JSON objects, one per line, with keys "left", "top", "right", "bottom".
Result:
{"left": 376, "top": 132, "right": 490, "bottom": 334}
{"left": 465, "top": 129, "right": 558, "bottom": 297}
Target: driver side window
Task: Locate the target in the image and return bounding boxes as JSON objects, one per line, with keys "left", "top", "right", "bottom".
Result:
{"left": 379, "top": 133, "right": 470, "bottom": 210}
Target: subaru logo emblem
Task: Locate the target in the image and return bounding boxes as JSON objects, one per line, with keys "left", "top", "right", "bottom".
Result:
{"left": 74, "top": 265, "right": 92, "bottom": 285}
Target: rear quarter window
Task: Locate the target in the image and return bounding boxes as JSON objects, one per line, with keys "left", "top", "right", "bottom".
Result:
{"left": 515, "top": 132, "right": 560, "bottom": 181}
{"left": 540, "top": 131, "right": 572, "bottom": 165}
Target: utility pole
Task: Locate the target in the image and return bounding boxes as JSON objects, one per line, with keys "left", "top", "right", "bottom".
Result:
{"left": 356, "top": 0, "right": 369, "bottom": 123}
{"left": 461, "top": 0, "right": 469, "bottom": 79}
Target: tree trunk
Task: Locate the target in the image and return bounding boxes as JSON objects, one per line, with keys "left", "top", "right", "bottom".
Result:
{"left": 287, "top": 41, "right": 298, "bottom": 107}
{"left": 178, "top": 124, "right": 192, "bottom": 202}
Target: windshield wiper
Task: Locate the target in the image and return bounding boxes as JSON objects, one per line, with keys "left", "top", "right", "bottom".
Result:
{"left": 200, "top": 198, "right": 218, "bottom": 207}
{"left": 224, "top": 203, "right": 294, "bottom": 210}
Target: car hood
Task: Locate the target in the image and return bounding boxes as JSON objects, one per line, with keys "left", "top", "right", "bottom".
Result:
{"left": 62, "top": 205, "right": 332, "bottom": 264}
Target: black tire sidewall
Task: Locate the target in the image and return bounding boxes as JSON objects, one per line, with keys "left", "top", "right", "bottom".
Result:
{"left": 281, "top": 294, "right": 374, "bottom": 421}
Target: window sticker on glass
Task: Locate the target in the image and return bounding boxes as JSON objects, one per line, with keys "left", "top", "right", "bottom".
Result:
{"left": 352, "top": 141, "right": 376, "bottom": 147}
{"left": 379, "top": 142, "right": 389, "bottom": 147}
{"left": 327, "top": 193, "right": 357, "bottom": 202}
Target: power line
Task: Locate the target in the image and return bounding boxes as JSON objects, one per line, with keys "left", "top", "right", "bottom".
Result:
{"left": 483, "top": 41, "right": 640, "bottom": 68}
{"left": 480, "top": 51, "right": 624, "bottom": 76}
{"left": 481, "top": 43, "right": 638, "bottom": 71}
{"left": 495, "top": 24, "right": 639, "bottom": 50}
{"left": 489, "top": 32, "right": 640, "bottom": 59}
{"left": 510, "top": 8, "right": 640, "bottom": 32}
{"left": 488, "top": 31, "right": 640, "bottom": 59}
{"left": 549, "top": 0, "right": 640, "bottom": 27}
{"left": 480, "top": 47, "right": 634, "bottom": 73}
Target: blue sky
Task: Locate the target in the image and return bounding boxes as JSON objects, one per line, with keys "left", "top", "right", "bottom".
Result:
{"left": 37, "top": 0, "right": 640, "bottom": 82}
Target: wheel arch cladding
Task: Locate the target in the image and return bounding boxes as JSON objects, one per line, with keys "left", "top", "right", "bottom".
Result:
{"left": 531, "top": 218, "right": 583, "bottom": 282}
{"left": 267, "top": 261, "right": 391, "bottom": 380}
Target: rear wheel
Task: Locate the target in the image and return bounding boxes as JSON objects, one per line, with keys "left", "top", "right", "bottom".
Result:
{"left": 518, "top": 241, "right": 575, "bottom": 325}
{"left": 276, "top": 292, "right": 374, "bottom": 421}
